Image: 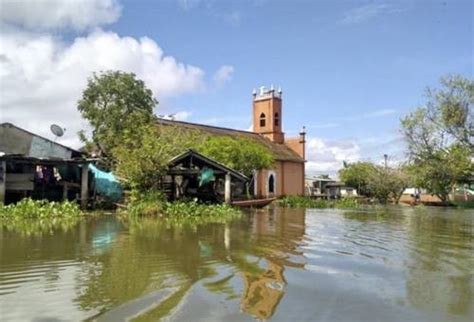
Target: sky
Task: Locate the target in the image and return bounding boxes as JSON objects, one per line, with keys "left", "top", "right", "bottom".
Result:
{"left": 0, "top": 0, "right": 472, "bottom": 175}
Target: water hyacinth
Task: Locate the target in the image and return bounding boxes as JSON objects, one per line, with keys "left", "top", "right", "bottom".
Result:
{"left": 123, "top": 190, "right": 242, "bottom": 224}
{"left": 0, "top": 198, "right": 83, "bottom": 219}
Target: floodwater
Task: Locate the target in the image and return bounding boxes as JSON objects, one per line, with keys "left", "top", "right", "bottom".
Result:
{"left": 0, "top": 207, "right": 473, "bottom": 322}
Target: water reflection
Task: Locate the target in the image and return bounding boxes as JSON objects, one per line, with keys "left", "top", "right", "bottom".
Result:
{"left": 404, "top": 210, "right": 474, "bottom": 317}
{"left": 0, "top": 207, "right": 473, "bottom": 321}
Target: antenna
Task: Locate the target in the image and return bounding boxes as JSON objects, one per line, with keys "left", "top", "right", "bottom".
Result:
{"left": 50, "top": 124, "right": 65, "bottom": 142}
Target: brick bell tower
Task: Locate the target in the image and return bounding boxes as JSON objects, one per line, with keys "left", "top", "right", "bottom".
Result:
{"left": 252, "top": 85, "right": 285, "bottom": 144}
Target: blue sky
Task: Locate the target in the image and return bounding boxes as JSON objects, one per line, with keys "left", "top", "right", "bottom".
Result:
{"left": 1, "top": 0, "right": 472, "bottom": 174}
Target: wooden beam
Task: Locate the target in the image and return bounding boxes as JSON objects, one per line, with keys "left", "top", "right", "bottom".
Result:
{"left": 80, "top": 164, "right": 89, "bottom": 209}
{"left": 0, "top": 161, "right": 5, "bottom": 204}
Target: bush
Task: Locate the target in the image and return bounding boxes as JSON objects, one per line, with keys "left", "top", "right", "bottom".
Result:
{"left": 0, "top": 199, "right": 83, "bottom": 219}
{"left": 125, "top": 190, "right": 166, "bottom": 217}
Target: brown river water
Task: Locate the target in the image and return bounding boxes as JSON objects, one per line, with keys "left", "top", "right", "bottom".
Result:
{"left": 0, "top": 206, "right": 473, "bottom": 321}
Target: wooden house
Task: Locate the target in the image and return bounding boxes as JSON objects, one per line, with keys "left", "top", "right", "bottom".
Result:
{"left": 0, "top": 123, "right": 90, "bottom": 207}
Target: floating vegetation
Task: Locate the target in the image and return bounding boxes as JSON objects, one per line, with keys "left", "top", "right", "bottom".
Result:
{"left": 0, "top": 198, "right": 83, "bottom": 219}
{"left": 277, "top": 196, "right": 360, "bottom": 209}
{"left": 122, "top": 190, "right": 242, "bottom": 226}
{"left": 124, "top": 190, "right": 166, "bottom": 217}
{"left": 124, "top": 202, "right": 242, "bottom": 230}
{"left": 0, "top": 199, "right": 84, "bottom": 236}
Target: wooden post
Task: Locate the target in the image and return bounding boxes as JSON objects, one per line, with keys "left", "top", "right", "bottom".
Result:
{"left": 224, "top": 173, "right": 231, "bottom": 204}
{"left": 81, "top": 163, "right": 89, "bottom": 209}
{"left": 0, "top": 161, "right": 6, "bottom": 204}
{"left": 62, "top": 182, "right": 68, "bottom": 201}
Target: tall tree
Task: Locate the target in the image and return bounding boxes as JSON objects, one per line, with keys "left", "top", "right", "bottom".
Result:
{"left": 401, "top": 75, "right": 473, "bottom": 157}
{"left": 77, "top": 71, "right": 157, "bottom": 159}
{"left": 340, "top": 161, "right": 409, "bottom": 203}
{"left": 401, "top": 75, "right": 473, "bottom": 202}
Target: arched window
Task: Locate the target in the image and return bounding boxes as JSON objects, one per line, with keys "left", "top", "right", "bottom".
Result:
{"left": 274, "top": 112, "right": 279, "bottom": 126}
{"left": 268, "top": 174, "right": 275, "bottom": 193}
{"left": 259, "top": 113, "right": 266, "bottom": 127}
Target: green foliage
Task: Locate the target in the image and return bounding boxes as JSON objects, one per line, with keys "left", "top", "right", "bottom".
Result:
{"left": 160, "top": 202, "right": 241, "bottom": 226}
{"left": 339, "top": 162, "right": 409, "bottom": 202}
{"left": 0, "top": 199, "right": 83, "bottom": 219}
{"left": 123, "top": 190, "right": 242, "bottom": 226}
{"left": 339, "top": 162, "right": 376, "bottom": 197}
{"left": 77, "top": 71, "right": 273, "bottom": 190}
{"left": 114, "top": 124, "right": 200, "bottom": 191}
{"left": 367, "top": 166, "right": 410, "bottom": 204}
{"left": 124, "top": 190, "right": 166, "bottom": 217}
{"left": 197, "top": 135, "right": 274, "bottom": 177}
{"left": 277, "top": 196, "right": 360, "bottom": 209}
{"left": 77, "top": 70, "right": 157, "bottom": 160}
{"left": 401, "top": 75, "right": 473, "bottom": 202}
{"left": 114, "top": 125, "right": 274, "bottom": 191}
{"left": 405, "top": 145, "right": 473, "bottom": 202}
{"left": 401, "top": 75, "right": 473, "bottom": 156}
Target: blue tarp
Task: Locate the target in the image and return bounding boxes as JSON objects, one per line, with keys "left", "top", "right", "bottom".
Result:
{"left": 89, "top": 164, "right": 123, "bottom": 202}
{"left": 198, "top": 167, "right": 215, "bottom": 187}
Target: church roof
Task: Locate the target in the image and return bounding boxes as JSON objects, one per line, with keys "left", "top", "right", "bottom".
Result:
{"left": 156, "top": 119, "right": 304, "bottom": 163}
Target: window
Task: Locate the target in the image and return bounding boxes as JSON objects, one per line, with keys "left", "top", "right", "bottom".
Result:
{"left": 268, "top": 174, "right": 275, "bottom": 193}
{"left": 274, "top": 112, "right": 279, "bottom": 126}
{"left": 259, "top": 112, "right": 266, "bottom": 127}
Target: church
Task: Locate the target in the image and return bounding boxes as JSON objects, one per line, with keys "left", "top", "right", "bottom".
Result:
{"left": 157, "top": 86, "right": 306, "bottom": 197}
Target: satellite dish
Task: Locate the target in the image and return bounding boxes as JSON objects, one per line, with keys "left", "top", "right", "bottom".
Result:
{"left": 50, "top": 124, "right": 65, "bottom": 141}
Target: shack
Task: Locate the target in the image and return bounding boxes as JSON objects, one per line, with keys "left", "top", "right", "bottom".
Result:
{"left": 164, "top": 149, "right": 249, "bottom": 203}
{"left": 0, "top": 123, "right": 91, "bottom": 207}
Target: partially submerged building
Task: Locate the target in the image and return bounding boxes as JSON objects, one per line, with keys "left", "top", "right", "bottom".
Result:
{"left": 0, "top": 123, "right": 91, "bottom": 207}
{"left": 306, "top": 175, "right": 358, "bottom": 199}
{"left": 157, "top": 86, "right": 306, "bottom": 198}
{"left": 165, "top": 149, "right": 249, "bottom": 203}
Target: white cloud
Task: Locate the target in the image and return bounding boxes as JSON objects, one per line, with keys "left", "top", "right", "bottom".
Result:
{"left": 174, "top": 111, "right": 192, "bottom": 121}
{"left": 0, "top": 0, "right": 122, "bottom": 31}
{"left": 363, "top": 108, "right": 396, "bottom": 118}
{"left": 213, "top": 65, "right": 234, "bottom": 87}
{"left": 305, "top": 137, "right": 361, "bottom": 174}
{"left": 340, "top": 4, "right": 402, "bottom": 25}
{"left": 0, "top": 28, "right": 206, "bottom": 148}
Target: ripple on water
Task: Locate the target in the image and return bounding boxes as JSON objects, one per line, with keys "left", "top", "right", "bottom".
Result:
{"left": 1, "top": 208, "right": 473, "bottom": 322}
